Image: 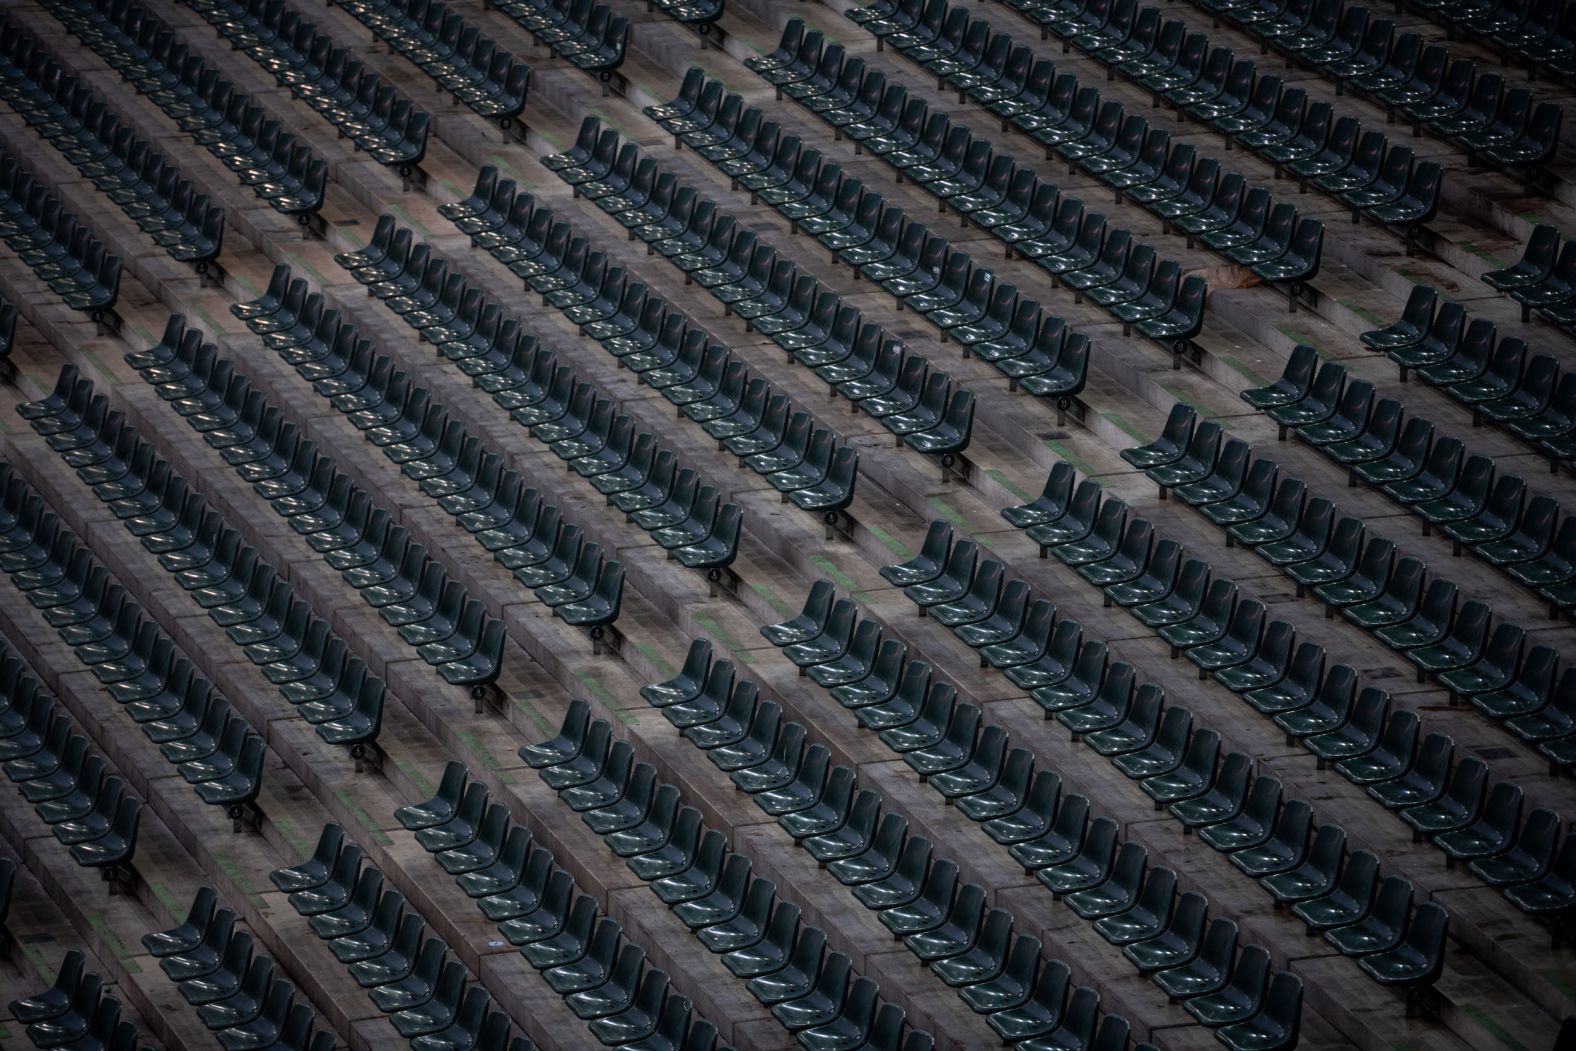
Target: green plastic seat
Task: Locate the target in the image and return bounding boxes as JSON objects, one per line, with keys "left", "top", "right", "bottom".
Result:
{"left": 1401, "top": 757, "right": 1487, "bottom": 840}
{"left": 1405, "top": 600, "right": 1492, "bottom": 680}
{"left": 1470, "top": 808, "right": 1561, "bottom": 887}
{"left": 1229, "top": 800, "right": 1312, "bottom": 878}
{"left": 1240, "top": 344, "right": 1317, "bottom": 410}
{"left": 1199, "top": 776, "right": 1281, "bottom": 854}
{"left": 1214, "top": 622, "right": 1296, "bottom": 695}
{"left": 1361, "top": 284, "right": 1436, "bottom": 351}
{"left": 1435, "top": 781, "right": 1521, "bottom": 864}
{"left": 1244, "top": 647, "right": 1332, "bottom": 716}
{"left": 1342, "top": 557, "right": 1426, "bottom": 630}
{"left": 1324, "top": 875, "right": 1411, "bottom": 956}
{"left": 1226, "top": 479, "right": 1306, "bottom": 549}
{"left": 1197, "top": 457, "right": 1279, "bottom": 533}
{"left": 1504, "top": 835, "right": 1576, "bottom": 915}
{"left": 1121, "top": 403, "right": 1197, "bottom": 469}
{"left": 1063, "top": 842, "right": 1148, "bottom": 920}
{"left": 1215, "top": 971, "right": 1302, "bottom": 1050}
{"left": 1121, "top": 891, "right": 1208, "bottom": 972}
{"left": 1131, "top": 560, "right": 1212, "bottom": 629}
{"left": 1182, "top": 944, "right": 1270, "bottom": 1027}
{"left": 1094, "top": 867, "right": 1178, "bottom": 946}
{"left": 1305, "top": 691, "right": 1392, "bottom": 764}
{"left": 1371, "top": 580, "right": 1457, "bottom": 652}
{"left": 1291, "top": 850, "right": 1380, "bottom": 932}
{"left": 1151, "top": 917, "right": 1237, "bottom": 1002}
{"left": 1355, "top": 902, "right": 1447, "bottom": 989}
{"left": 1505, "top": 669, "right": 1576, "bottom": 742}
{"left": 1366, "top": 733, "right": 1452, "bottom": 810}
{"left": 1261, "top": 824, "right": 1345, "bottom": 904}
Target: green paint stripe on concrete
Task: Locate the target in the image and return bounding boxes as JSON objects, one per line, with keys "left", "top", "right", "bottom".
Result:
{"left": 453, "top": 729, "right": 516, "bottom": 784}
{"left": 740, "top": 31, "right": 772, "bottom": 53}
{"left": 634, "top": 641, "right": 676, "bottom": 678}
{"left": 1540, "top": 970, "right": 1576, "bottom": 1003}
{"left": 1458, "top": 1006, "right": 1529, "bottom": 1051}
{"left": 231, "top": 270, "right": 259, "bottom": 297}
{"left": 1275, "top": 324, "right": 1319, "bottom": 349}
{"left": 127, "top": 322, "right": 156, "bottom": 347}
{"left": 0, "top": 1021, "right": 12, "bottom": 1040}
{"left": 386, "top": 203, "right": 434, "bottom": 241}
{"left": 431, "top": 175, "right": 466, "bottom": 199}
{"left": 185, "top": 304, "right": 229, "bottom": 341}
{"left": 808, "top": 555, "right": 867, "bottom": 604}
{"left": 148, "top": 879, "right": 184, "bottom": 921}
{"left": 985, "top": 469, "right": 1030, "bottom": 502}
{"left": 694, "top": 613, "right": 756, "bottom": 664}
{"left": 1042, "top": 440, "right": 1103, "bottom": 482}
{"left": 509, "top": 695, "right": 554, "bottom": 738}
{"left": 209, "top": 851, "right": 262, "bottom": 905}
{"left": 927, "top": 498, "right": 970, "bottom": 535}
{"left": 864, "top": 522, "right": 912, "bottom": 560}
{"left": 333, "top": 789, "right": 393, "bottom": 845}
{"left": 286, "top": 255, "right": 333, "bottom": 289}
{"left": 578, "top": 672, "right": 634, "bottom": 724}
{"left": 88, "top": 915, "right": 139, "bottom": 973}
{"left": 1159, "top": 382, "right": 1204, "bottom": 409}
{"left": 1338, "top": 298, "right": 1386, "bottom": 326}
{"left": 749, "top": 582, "right": 794, "bottom": 619}
{"left": 21, "top": 944, "right": 56, "bottom": 985}
{"left": 394, "top": 758, "right": 435, "bottom": 800}
{"left": 78, "top": 346, "right": 115, "bottom": 381}
{"left": 273, "top": 817, "right": 310, "bottom": 861}
{"left": 1159, "top": 384, "right": 1224, "bottom": 426}
{"left": 1220, "top": 355, "right": 1270, "bottom": 388}
{"left": 1453, "top": 241, "right": 1506, "bottom": 267}
{"left": 1099, "top": 412, "right": 1147, "bottom": 444}
{"left": 481, "top": 158, "right": 534, "bottom": 189}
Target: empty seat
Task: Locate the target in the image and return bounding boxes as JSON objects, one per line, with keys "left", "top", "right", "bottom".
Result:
{"left": 1355, "top": 902, "right": 1448, "bottom": 998}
